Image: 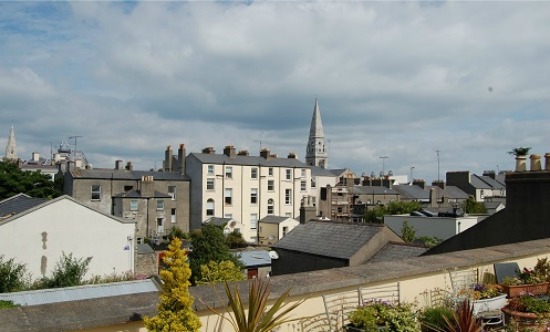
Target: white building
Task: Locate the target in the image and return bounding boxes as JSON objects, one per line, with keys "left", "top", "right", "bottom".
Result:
{"left": 186, "top": 146, "right": 314, "bottom": 243}
{"left": 0, "top": 194, "right": 136, "bottom": 282}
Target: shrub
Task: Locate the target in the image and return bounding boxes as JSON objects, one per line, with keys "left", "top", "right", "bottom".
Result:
{"left": 0, "top": 256, "right": 26, "bottom": 293}
{"left": 41, "top": 252, "right": 92, "bottom": 288}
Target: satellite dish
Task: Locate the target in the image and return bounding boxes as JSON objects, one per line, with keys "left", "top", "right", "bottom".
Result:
{"left": 268, "top": 251, "right": 279, "bottom": 260}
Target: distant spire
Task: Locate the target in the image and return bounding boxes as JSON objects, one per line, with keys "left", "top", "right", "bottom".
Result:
{"left": 4, "top": 124, "right": 18, "bottom": 161}
{"left": 305, "top": 98, "right": 328, "bottom": 168}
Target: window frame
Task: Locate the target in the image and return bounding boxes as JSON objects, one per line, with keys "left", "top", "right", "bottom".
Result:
{"left": 91, "top": 185, "right": 101, "bottom": 200}
{"left": 156, "top": 199, "right": 165, "bottom": 211}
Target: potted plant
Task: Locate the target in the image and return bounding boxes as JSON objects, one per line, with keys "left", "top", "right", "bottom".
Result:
{"left": 418, "top": 305, "right": 455, "bottom": 332}
{"left": 346, "top": 299, "right": 418, "bottom": 332}
{"left": 500, "top": 258, "right": 550, "bottom": 298}
{"left": 457, "top": 283, "right": 507, "bottom": 313}
{"left": 501, "top": 293, "right": 550, "bottom": 331}
{"left": 508, "top": 147, "right": 531, "bottom": 172}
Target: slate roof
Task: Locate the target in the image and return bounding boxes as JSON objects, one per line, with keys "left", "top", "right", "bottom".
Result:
{"left": 205, "top": 217, "right": 233, "bottom": 226}
{"left": 0, "top": 194, "right": 48, "bottom": 217}
{"left": 353, "top": 186, "right": 399, "bottom": 195}
{"left": 470, "top": 175, "right": 492, "bottom": 189}
{"left": 392, "top": 185, "right": 430, "bottom": 200}
{"left": 188, "top": 153, "right": 309, "bottom": 168}
{"left": 367, "top": 243, "right": 427, "bottom": 263}
{"left": 259, "top": 216, "right": 293, "bottom": 224}
{"left": 235, "top": 250, "right": 271, "bottom": 268}
{"left": 425, "top": 185, "right": 469, "bottom": 200}
{"left": 310, "top": 166, "right": 337, "bottom": 177}
{"left": 68, "top": 169, "right": 188, "bottom": 181}
{"left": 272, "top": 221, "right": 386, "bottom": 260}
{"left": 478, "top": 175, "right": 506, "bottom": 190}
{"left": 112, "top": 190, "right": 171, "bottom": 199}
{"left": 137, "top": 243, "right": 155, "bottom": 254}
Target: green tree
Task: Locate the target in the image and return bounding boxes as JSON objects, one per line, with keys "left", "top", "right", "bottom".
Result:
{"left": 365, "top": 201, "right": 422, "bottom": 224}
{"left": 401, "top": 221, "right": 416, "bottom": 243}
{"left": 0, "top": 255, "right": 26, "bottom": 293}
{"left": 42, "top": 252, "right": 92, "bottom": 288}
{"left": 144, "top": 237, "right": 201, "bottom": 332}
{"left": 461, "top": 196, "right": 487, "bottom": 214}
{"left": 189, "top": 224, "right": 241, "bottom": 284}
{"left": 226, "top": 230, "right": 248, "bottom": 249}
{"left": 196, "top": 260, "right": 245, "bottom": 285}
{"left": 0, "top": 160, "right": 63, "bottom": 200}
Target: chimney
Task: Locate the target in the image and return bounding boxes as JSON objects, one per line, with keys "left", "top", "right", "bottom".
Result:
{"left": 300, "top": 196, "right": 317, "bottom": 224}
{"left": 260, "top": 148, "right": 270, "bottom": 159}
{"left": 287, "top": 152, "right": 297, "bottom": 159}
{"left": 202, "top": 147, "right": 215, "bottom": 154}
{"left": 429, "top": 187, "right": 438, "bottom": 207}
{"left": 32, "top": 152, "right": 40, "bottom": 162}
{"left": 178, "top": 144, "right": 186, "bottom": 175}
{"left": 223, "top": 145, "right": 236, "bottom": 158}
{"left": 432, "top": 180, "right": 445, "bottom": 189}
{"left": 140, "top": 175, "right": 154, "bottom": 197}
{"left": 530, "top": 154, "right": 541, "bottom": 171}
{"left": 483, "top": 170, "right": 496, "bottom": 179}
{"left": 237, "top": 150, "right": 249, "bottom": 156}
{"left": 115, "top": 160, "right": 124, "bottom": 170}
{"left": 164, "top": 145, "right": 173, "bottom": 172}
{"left": 126, "top": 161, "right": 133, "bottom": 171}
{"left": 413, "top": 179, "right": 425, "bottom": 189}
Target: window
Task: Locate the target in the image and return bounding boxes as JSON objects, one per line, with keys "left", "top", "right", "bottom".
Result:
{"left": 251, "top": 188, "right": 258, "bottom": 204}
{"left": 267, "top": 180, "right": 274, "bottom": 191}
{"left": 207, "top": 165, "right": 214, "bottom": 175}
{"left": 251, "top": 167, "right": 258, "bottom": 179}
{"left": 207, "top": 178, "right": 215, "bottom": 190}
{"left": 91, "top": 185, "right": 101, "bottom": 200}
{"left": 225, "top": 213, "right": 233, "bottom": 219}
{"left": 268, "top": 168, "right": 273, "bottom": 176}
{"left": 225, "top": 188, "right": 233, "bottom": 205}
{"left": 285, "top": 169, "right": 291, "bottom": 180}
{"left": 267, "top": 199, "right": 274, "bottom": 214}
{"left": 311, "top": 178, "right": 317, "bottom": 188}
{"left": 124, "top": 185, "right": 133, "bottom": 192}
{"left": 285, "top": 189, "right": 292, "bottom": 205}
{"left": 130, "top": 200, "right": 138, "bottom": 211}
{"left": 171, "top": 208, "right": 176, "bottom": 223}
{"left": 206, "top": 199, "right": 214, "bottom": 216}
{"left": 250, "top": 213, "right": 258, "bottom": 229}
{"left": 156, "top": 200, "right": 165, "bottom": 210}
{"left": 157, "top": 218, "right": 164, "bottom": 226}
{"left": 301, "top": 180, "right": 307, "bottom": 192}
{"left": 301, "top": 169, "right": 306, "bottom": 178}
{"left": 225, "top": 166, "right": 233, "bottom": 178}
{"left": 283, "top": 226, "right": 289, "bottom": 237}
{"left": 168, "top": 186, "right": 176, "bottom": 200}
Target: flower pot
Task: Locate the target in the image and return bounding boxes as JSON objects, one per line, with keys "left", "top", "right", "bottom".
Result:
{"left": 472, "top": 293, "right": 507, "bottom": 314}
{"left": 502, "top": 307, "right": 550, "bottom": 332}
{"left": 500, "top": 282, "right": 549, "bottom": 298}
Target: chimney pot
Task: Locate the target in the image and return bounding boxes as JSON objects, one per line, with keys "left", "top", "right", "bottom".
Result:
{"left": 530, "top": 154, "right": 542, "bottom": 171}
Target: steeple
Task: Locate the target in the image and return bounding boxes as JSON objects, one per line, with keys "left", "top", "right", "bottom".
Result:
{"left": 4, "top": 125, "right": 18, "bottom": 161}
{"left": 305, "top": 98, "right": 328, "bottom": 168}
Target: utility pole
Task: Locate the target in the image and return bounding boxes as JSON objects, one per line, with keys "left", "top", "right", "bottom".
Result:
{"left": 69, "top": 136, "right": 83, "bottom": 161}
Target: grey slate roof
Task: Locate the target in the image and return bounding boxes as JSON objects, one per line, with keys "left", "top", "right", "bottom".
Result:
{"left": 235, "top": 250, "right": 271, "bottom": 268}
{"left": 470, "top": 175, "right": 492, "bottom": 189}
{"left": 0, "top": 280, "right": 159, "bottom": 306}
{"left": 259, "top": 216, "right": 293, "bottom": 224}
{"left": 137, "top": 243, "right": 155, "bottom": 254}
{"left": 69, "top": 169, "right": 189, "bottom": 181}
{"left": 478, "top": 175, "right": 505, "bottom": 189}
{"left": 310, "top": 166, "right": 337, "bottom": 177}
{"left": 353, "top": 186, "right": 399, "bottom": 195}
{"left": 113, "top": 190, "right": 171, "bottom": 199}
{"left": 205, "top": 217, "right": 232, "bottom": 226}
{"left": 392, "top": 185, "right": 430, "bottom": 200}
{"left": 188, "top": 153, "right": 309, "bottom": 168}
{"left": 272, "top": 221, "right": 386, "bottom": 260}
{"left": 367, "top": 243, "right": 427, "bottom": 263}
{"left": 0, "top": 194, "right": 48, "bottom": 217}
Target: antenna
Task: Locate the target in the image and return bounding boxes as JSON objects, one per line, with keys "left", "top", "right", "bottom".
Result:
{"left": 379, "top": 156, "right": 389, "bottom": 176}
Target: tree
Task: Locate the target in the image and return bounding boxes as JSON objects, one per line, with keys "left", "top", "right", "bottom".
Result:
{"left": 0, "top": 255, "right": 26, "bottom": 293}
{"left": 144, "top": 237, "right": 201, "bottom": 332}
{"left": 0, "top": 160, "right": 63, "bottom": 200}
{"left": 365, "top": 201, "right": 422, "bottom": 223}
{"left": 197, "top": 260, "right": 245, "bottom": 285}
{"left": 189, "top": 224, "right": 242, "bottom": 284}
{"left": 401, "top": 221, "right": 416, "bottom": 243}
{"left": 42, "top": 252, "right": 92, "bottom": 288}
{"left": 226, "top": 230, "right": 248, "bottom": 249}
{"left": 461, "top": 196, "right": 487, "bottom": 214}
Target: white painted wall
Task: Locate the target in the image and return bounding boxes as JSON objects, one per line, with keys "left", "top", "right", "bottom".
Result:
{"left": 0, "top": 197, "right": 136, "bottom": 282}
{"left": 384, "top": 214, "right": 485, "bottom": 240}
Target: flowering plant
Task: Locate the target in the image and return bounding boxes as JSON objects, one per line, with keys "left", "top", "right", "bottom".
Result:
{"left": 348, "top": 299, "right": 418, "bottom": 332}
{"left": 506, "top": 293, "right": 550, "bottom": 314}
{"left": 458, "top": 283, "right": 501, "bottom": 300}
{"left": 501, "top": 258, "right": 550, "bottom": 286}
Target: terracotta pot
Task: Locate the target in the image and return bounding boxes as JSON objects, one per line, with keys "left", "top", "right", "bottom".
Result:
{"left": 500, "top": 282, "right": 549, "bottom": 298}
{"left": 502, "top": 307, "right": 550, "bottom": 332}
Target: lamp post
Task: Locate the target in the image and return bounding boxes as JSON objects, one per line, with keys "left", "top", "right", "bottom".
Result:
{"left": 380, "top": 156, "right": 389, "bottom": 176}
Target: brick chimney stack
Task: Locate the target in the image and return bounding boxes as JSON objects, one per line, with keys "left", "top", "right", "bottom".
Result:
{"left": 164, "top": 145, "right": 173, "bottom": 172}
{"left": 178, "top": 144, "right": 186, "bottom": 175}
{"left": 223, "top": 145, "right": 236, "bottom": 158}
{"left": 260, "top": 148, "right": 271, "bottom": 159}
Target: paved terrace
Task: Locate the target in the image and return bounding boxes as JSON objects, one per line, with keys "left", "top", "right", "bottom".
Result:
{"left": 1, "top": 239, "right": 550, "bottom": 332}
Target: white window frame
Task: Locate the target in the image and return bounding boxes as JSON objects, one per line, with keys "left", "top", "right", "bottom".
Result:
{"left": 91, "top": 185, "right": 101, "bottom": 200}
{"left": 250, "top": 213, "right": 258, "bottom": 229}
{"left": 225, "top": 188, "right": 233, "bottom": 205}
{"left": 206, "top": 199, "right": 215, "bottom": 216}
{"left": 251, "top": 188, "right": 258, "bottom": 204}
{"left": 285, "top": 169, "right": 291, "bottom": 180}
{"left": 285, "top": 189, "right": 292, "bottom": 205}
{"left": 267, "top": 180, "right": 274, "bottom": 191}
{"left": 251, "top": 167, "right": 258, "bottom": 179}
{"left": 168, "top": 186, "right": 176, "bottom": 200}
{"left": 156, "top": 199, "right": 165, "bottom": 211}
{"left": 226, "top": 166, "right": 233, "bottom": 178}
{"left": 207, "top": 165, "right": 214, "bottom": 175}
{"left": 301, "top": 180, "right": 307, "bottom": 192}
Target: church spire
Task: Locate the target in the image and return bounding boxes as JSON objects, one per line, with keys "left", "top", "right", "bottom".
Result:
{"left": 4, "top": 125, "right": 18, "bottom": 161}
{"left": 305, "top": 98, "right": 328, "bottom": 168}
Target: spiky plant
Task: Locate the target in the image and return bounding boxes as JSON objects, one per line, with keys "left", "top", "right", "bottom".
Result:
{"left": 441, "top": 299, "right": 483, "bottom": 332}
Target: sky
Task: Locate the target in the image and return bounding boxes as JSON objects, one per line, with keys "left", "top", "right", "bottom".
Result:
{"left": 1, "top": 0, "right": 550, "bottom": 183}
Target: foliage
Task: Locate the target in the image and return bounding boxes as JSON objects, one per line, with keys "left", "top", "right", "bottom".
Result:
{"left": 144, "top": 237, "right": 201, "bottom": 332}
{"left": 0, "top": 160, "right": 63, "bottom": 200}
{"left": 0, "top": 300, "right": 18, "bottom": 309}
{"left": 348, "top": 300, "right": 418, "bottom": 332}
{"left": 0, "top": 255, "right": 27, "bottom": 293}
{"left": 458, "top": 283, "right": 500, "bottom": 300}
{"left": 418, "top": 305, "right": 454, "bottom": 332}
{"left": 86, "top": 270, "right": 136, "bottom": 284}
{"left": 507, "top": 294, "right": 550, "bottom": 314}
{"left": 226, "top": 230, "right": 248, "bottom": 249}
{"left": 418, "top": 236, "right": 442, "bottom": 248}
{"left": 196, "top": 260, "right": 245, "bottom": 285}
{"left": 41, "top": 252, "right": 92, "bottom": 288}
{"left": 401, "top": 221, "right": 416, "bottom": 243}
{"left": 189, "top": 223, "right": 242, "bottom": 284}
{"left": 461, "top": 196, "right": 487, "bottom": 214}
{"left": 365, "top": 201, "right": 422, "bottom": 224}
{"left": 508, "top": 147, "right": 531, "bottom": 156}
{"left": 168, "top": 226, "right": 188, "bottom": 241}
{"left": 501, "top": 258, "right": 550, "bottom": 286}
{"left": 440, "top": 299, "right": 483, "bottom": 332}
{"left": 209, "top": 278, "right": 304, "bottom": 332}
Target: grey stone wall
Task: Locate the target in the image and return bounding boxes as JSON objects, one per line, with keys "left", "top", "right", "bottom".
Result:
{"left": 135, "top": 252, "right": 158, "bottom": 278}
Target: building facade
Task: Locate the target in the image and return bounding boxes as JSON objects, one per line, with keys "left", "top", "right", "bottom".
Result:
{"left": 185, "top": 145, "right": 313, "bottom": 243}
